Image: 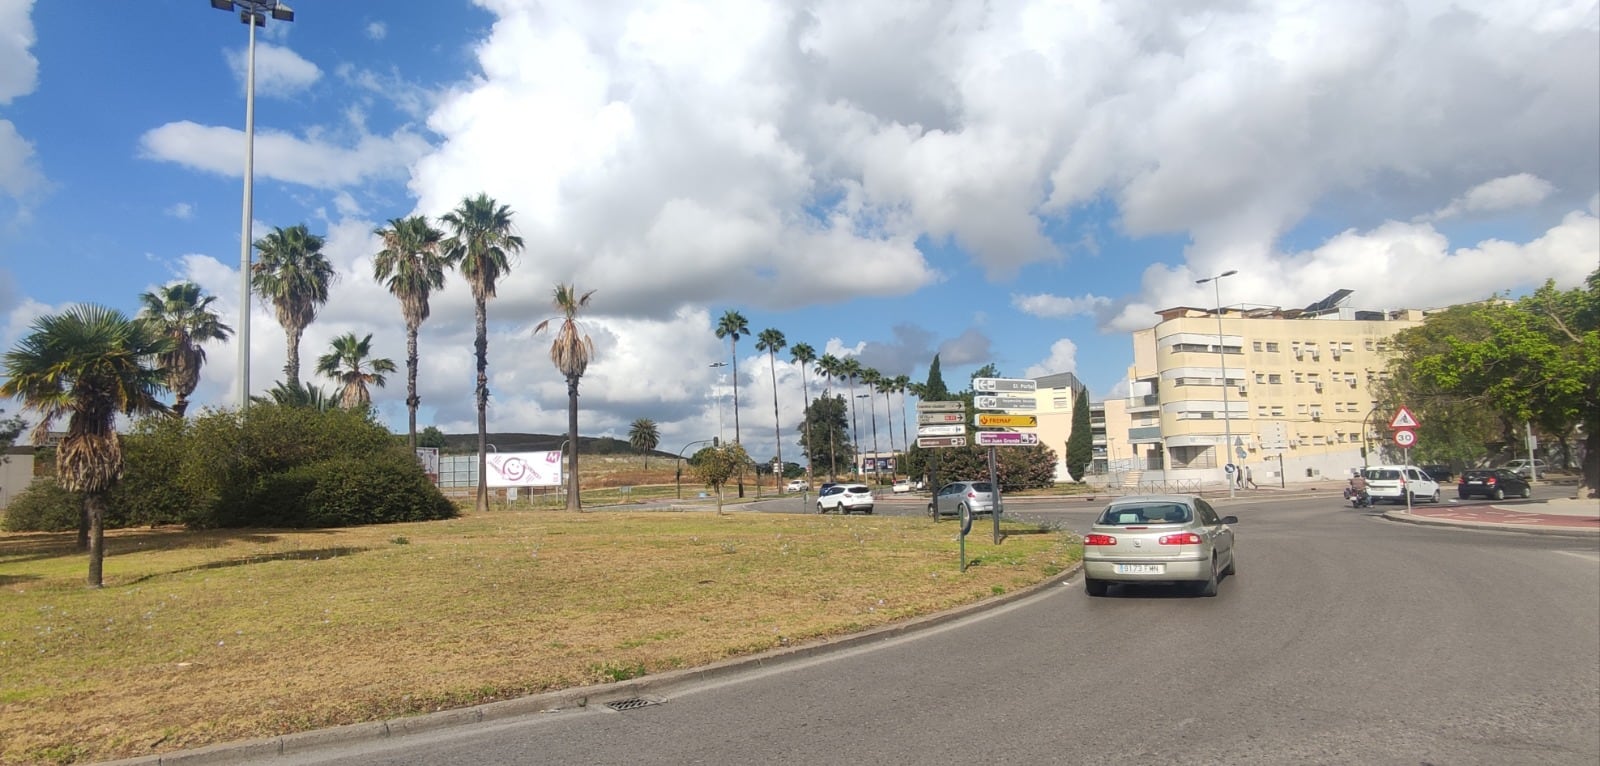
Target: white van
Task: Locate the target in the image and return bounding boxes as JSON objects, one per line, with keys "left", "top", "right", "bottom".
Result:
{"left": 1362, "top": 465, "right": 1441, "bottom": 504}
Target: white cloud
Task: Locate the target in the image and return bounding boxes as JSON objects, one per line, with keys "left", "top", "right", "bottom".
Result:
{"left": 1023, "top": 338, "right": 1078, "bottom": 380}
{"left": 0, "top": 120, "right": 43, "bottom": 199}
{"left": 1424, "top": 173, "right": 1557, "bottom": 221}
{"left": 366, "top": 21, "right": 388, "bottom": 41}
{"left": 1012, "top": 292, "right": 1112, "bottom": 319}
{"left": 165, "top": 202, "right": 195, "bottom": 220}
{"left": 0, "top": 0, "right": 36, "bottom": 103}
{"left": 139, "top": 121, "right": 429, "bottom": 189}
{"left": 226, "top": 42, "right": 321, "bottom": 99}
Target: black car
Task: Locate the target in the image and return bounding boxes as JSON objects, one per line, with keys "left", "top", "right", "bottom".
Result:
{"left": 1457, "top": 469, "right": 1532, "bottom": 500}
{"left": 1420, "top": 464, "right": 1454, "bottom": 482}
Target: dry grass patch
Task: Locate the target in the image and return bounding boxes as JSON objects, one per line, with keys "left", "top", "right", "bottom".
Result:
{"left": 0, "top": 510, "right": 1076, "bottom": 765}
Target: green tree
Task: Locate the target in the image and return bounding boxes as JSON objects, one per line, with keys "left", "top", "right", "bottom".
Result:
{"left": 1066, "top": 387, "right": 1092, "bottom": 481}
{"left": 1378, "top": 304, "right": 1504, "bottom": 468}
{"left": 923, "top": 354, "right": 950, "bottom": 401}
{"left": 137, "top": 282, "right": 232, "bottom": 418}
{"left": 251, "top": 380, "right": 335, "bottom": 411}
{"left": 814, "top": 354, "right": 845, "bottom": 478}
{"left": 892, "top": 374, "right": 912, "bottom": 457}
{"left": 418, "top": 425, "right": 447, "bottom": 450}
{"left": 690, "top": 441, "right": 750, "bottom": 514}
{"left": 756, "top": 328, "right": 787, "bottom": 491}
{"left": 628, "top": 417, "right": 660, "bottom": 468}
{"left": 251, "top": 224, "right": 335, "bottom": 390}
{"left": 970, "top": 363, "right": 1001, "bottom": 382}
{"left": 373, "top": 215, "right": 448, "bottom": 448}
{"left": 1, "top": 305, "right": 173, "bottom": 586}
{"left": 0, "top": 407, "right": 24, "bottom": 449}
{"left": 534, "top": 284, "right": 596, "bottom": 512}
{"left": 441, "top": 193, "right": 524, "bottom": 513}
{"left": 798, "top": 394, "right": 854, "bottom": 479}
{"left": 714, "top": 310, "right": 749, "bottom": 496}
{"left": 789, "top": 342, "right": 818, "bottom": 485}
{"left": 315, "top": 332, "right": 396, "bottom": 410}
{"left": 860, "top": 367, "right": 883, "bottom": 481}
{"left": 840, "top": 356, "right": 863, "bottom": 470}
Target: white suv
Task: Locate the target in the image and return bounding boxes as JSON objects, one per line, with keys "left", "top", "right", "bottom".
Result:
{"left": 1362, "top": 465, "right": 1441, "bottom": 504}
{"left": 784, "top": 479, "right": 809, "bottom": 493}
{"left": 817, "top": 484, "right": 874, "bottom": 514}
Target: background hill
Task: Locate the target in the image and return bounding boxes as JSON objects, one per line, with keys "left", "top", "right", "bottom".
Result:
{"left": 436, "top": 433, "right": 672, "bottom": 460}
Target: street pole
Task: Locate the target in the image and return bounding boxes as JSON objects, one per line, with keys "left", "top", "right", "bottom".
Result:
{"left": 1197, "top": 270, "right": 1238, "bottom": 498}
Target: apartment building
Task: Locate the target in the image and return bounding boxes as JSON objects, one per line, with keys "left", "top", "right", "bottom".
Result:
{"left": 1121, "top": 292, "right": 1428, "bottom": 486}
{"left": 1026, "top": 372, "right": 1088, "bottom": 482}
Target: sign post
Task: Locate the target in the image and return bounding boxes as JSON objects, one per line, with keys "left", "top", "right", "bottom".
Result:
{"left": 1388, "top": 407, "right": 1422, "bottom": 512}
{"left": 918, "top": 399, "right": 970, "bottom": 566}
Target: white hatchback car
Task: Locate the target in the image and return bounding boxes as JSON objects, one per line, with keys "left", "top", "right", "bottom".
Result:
{"left": 816, "top": 484, "right": 874, "bottom": 514}
{"left": 1362, "top": 465, "right": 1441, "bottom": 504}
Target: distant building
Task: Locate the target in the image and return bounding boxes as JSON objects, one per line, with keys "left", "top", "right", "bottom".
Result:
{"left": 1026, "top": 371, "right": 1088, "bottom": 483}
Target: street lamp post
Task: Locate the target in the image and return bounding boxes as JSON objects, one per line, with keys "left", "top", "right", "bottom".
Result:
{"left": 210, "top": 1, "right": 294, "bottom": 409}
{"left": 1197, "top": 269, "right": 1238, "bottom": 498}
{"left": 708, "top": 362, "right": 728, "bottom": 444}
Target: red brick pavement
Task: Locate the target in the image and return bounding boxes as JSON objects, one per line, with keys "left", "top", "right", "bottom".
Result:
{"left": 1406, "top": 505, "right": 1600, "bottom": 529}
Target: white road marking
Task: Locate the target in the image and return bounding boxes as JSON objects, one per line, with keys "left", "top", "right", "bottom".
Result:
{"left": 1555, "top": 550, "right": 1600, "bottom": 564}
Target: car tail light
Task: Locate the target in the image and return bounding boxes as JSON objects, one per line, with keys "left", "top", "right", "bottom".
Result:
{"left": 1084, "top": 534, "right": 1117, "bottom": 546}
{"left": 1486, "top": 477, "right": 1497, "bottom": 486}
{"left": 1458, "top": 478, "right": 1466, "bottom": 485}
{"left": 1159, "top": 533, "right": 1203, "bottom": 545}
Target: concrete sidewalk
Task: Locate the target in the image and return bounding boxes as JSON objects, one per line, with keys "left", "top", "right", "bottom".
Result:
{"left": 1383, "top": 494, "right": 1600, "bottom": 537}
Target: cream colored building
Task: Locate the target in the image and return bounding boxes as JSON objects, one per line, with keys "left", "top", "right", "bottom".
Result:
{"left": 1122, "top": 299, "right": 1428, "bottom": 486}
{"left": 1026, "top": 372, "right": 1088, "bottom": 482}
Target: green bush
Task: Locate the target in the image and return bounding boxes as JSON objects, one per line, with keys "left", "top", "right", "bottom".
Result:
{"left": 3, "top": 479, "right": 84, "bottom": 532}
{"left": 108, "top": 416, "right": 199, "bottom": 527}
{"left": 226, "top": 449, "right": 456, "bottom": 528}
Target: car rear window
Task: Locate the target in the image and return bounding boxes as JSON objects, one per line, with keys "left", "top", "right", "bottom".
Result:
{"left": 1365, "top": 469, "right": 1400, "bottom": 480}
{"left": 1098, "top": 504, "right": 1191, "bottom": 525}
{"left": 1461, "top": 470, "right": 1495, "bottom": 480}
{"left": 845, "top": 485, "right": 869, "bottom": 492}
{"left": 969, "top": 482, "right": 994, "bottom": 493}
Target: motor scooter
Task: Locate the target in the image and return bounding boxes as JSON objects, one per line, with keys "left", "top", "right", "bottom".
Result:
{"left": 1343, "top": 485, "right": 1371, "bottom": 508}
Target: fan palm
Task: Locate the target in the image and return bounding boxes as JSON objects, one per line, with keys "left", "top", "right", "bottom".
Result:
{"left": 250, "top": 380, "right": 335, "bottom": 411}
{"left": 534, "top": 284, "right": 595, "bottom": 512}
{"left": 251, "top": 224, "right": 335, "bottom": 390}
{"left": 1, "top": 305, "right": 172, "bottom": 587}
{"left": 628, "top": 417, "right": 660, "bottom": 468}
{"left": 315, "top": 333, "right": 396, "bottom": 409}
{"left": 789, "top": 342, "right": 817, "bottom": 485}
{"left": 137, "top": 282, "right": 232, "bottom": 418}
{"left": 373, "top": 215, "right": 448, "bottom": 447}
{"left": 713, "top": 310, "right": 749, "bottom": 496}
{"left": 876, "top": 372, "right": 897, "bottom": 478}
{"left": 860, "top": 368, "right": 883, "bottom": 482}
{"left": 441, "top": 193, "right": 524, "bottom": 513}
{"left": 840, "top": 357, "right": 862, "bottom": 474}
{"left": 755, "top": 328, "right": 786, "bottom": 490}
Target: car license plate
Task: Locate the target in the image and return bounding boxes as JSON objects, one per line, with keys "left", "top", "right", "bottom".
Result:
{"left": 1115, "top": 564, "right": 1164, "bottom": 575}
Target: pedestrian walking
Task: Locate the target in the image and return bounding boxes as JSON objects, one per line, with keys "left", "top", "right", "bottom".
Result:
{"left": 1244, "top": 465, "right": 1258, "bottom": 489}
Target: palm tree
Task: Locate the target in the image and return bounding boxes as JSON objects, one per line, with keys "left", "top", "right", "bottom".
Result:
{"left": 251, "top": 224, "right": 335, "bottom": 390}
{"left": 789, "top": 342, "right": 817, "bottom": 486}
{"left": 1, "top": 305, "right": 172, "bottom": 587}
{"left": 628, "top": 417, "right": 660, "bottom": 468}
{"left": 861, "top": 368, "right": 883, "bottom": 483}
{"left": 251, "top": 380, "right": 335, "bottom": 411}
{"left": 877, "top": 372, "right": 898, "bottom": 479}
{"left": 815, "top": 354, "right": 843, "bottom": 479}
{"left": 315, "top": 333, "right": 396, "bottom": 409}
{"left": 840, "top": 357, "right": 862, "bottom": 476}
{"left": 893, "top": 374, "right": 912, "bottom": 459}
{"left": 534, "top": 284, "right": 595, "bottom": 512}
{"left": 373, "top": 215, "right": 448, "bottom": 448}
{"left": 441, "top": 193, "right": 524, "bottom": 513}
{"left": 714, "top": 310, "right": 749, "bottom": 496}
{"left": 755, "top": 328, "right": 786, "bottom": 491}
{"left": 137, "top": 282, "right": 232, "bottom": 418}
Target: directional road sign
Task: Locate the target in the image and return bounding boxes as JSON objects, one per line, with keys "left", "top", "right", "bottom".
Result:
{"left": 917, "top": 435, "right": 968, "bottom": 448}
{"left": 1393, "top": 429, "right": 1416, "bottom": 447}
{"left": 917, "top": 424, "right": 965, "bottom": 437}
{"left": 975, "top": 431, "right": 1040, "bottom": 447}
{"left": 918, "top": 412, "right": 965, "bottom": 425}
{"left": 974, "top": 395, "right": 1035, "bottom": 411}
{"left": 973, "top": 377, "right": 1037, "bottom": 393}
{"left": 917, "top": 400, "right": 965, "bottom": 412}
{"left": 975, "top": 413, "right": 1037, "bottom": 428}
{"left": 1389, "top": 407, "right": 1420, "bottom": 429}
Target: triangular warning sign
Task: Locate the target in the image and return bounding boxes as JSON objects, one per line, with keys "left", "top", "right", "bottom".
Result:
{"left": 1389, "top": 407, "right": 1420, "bottom": 429}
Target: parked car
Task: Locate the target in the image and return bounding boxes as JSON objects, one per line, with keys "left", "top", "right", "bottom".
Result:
{"left": 784, "top": 479, "right": 809, "bottom": 493}
{"left": 1457, "top": 469, "right": 1533, "bottom": 500}
{"left": 1081, "top": 494, "right": 1237, "bottom": 597}
{"left": 817, "top": 483, "right": 874, "bottom": 514}
{"left": 1362, "top": 465, "right": 1441, "bottom": 504}
{"left": 1503, "top": 459, "right": 1548, "bottom": 478}
{"left": 891, "top": 479, "right": 913, "bottom": 494}
{"left": 1419, "top": 464, "right": 1454, "bottom": 482}
{"left": 927, "top": 481, "right": 998, "bottom": 519}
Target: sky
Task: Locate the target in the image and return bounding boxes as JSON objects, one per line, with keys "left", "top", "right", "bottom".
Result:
{"left": 1, "top": 0, "right": 1597, "bottom": 465}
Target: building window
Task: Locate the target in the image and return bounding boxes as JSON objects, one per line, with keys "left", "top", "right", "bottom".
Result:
{"left": 1257, "top": 406, "right": 1268, "bottom": 416}
{"left": 1266, "top": 342, "right": 1280, "bottom": 352}
{"left": 1255, "top": 373, "right": 1266, "bottom": 384}
{"left": 1252, "top": 341, "right": 1263, "bottom": 352}
{"left": 1294, "top": 372, "right": 1304, "bottom": 383}
{"left": 1365, "top": 339, "right": 1375, "bottom": 351}
{"left": 1268, "top": 374, "right": 1282, "bottom": 384}
{"left": 1271, "top": 406, "right": 1285, "bottom": 417}
{"left": 1296, "top": 404, "right": 1309, "bottom": 415}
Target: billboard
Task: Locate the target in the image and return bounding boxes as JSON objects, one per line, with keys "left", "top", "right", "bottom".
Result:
{"left": 414, "top": 447, "right": 440, "bottom": 484}
{"left": 486, "top": 451, "right": 564, "bottom": 487}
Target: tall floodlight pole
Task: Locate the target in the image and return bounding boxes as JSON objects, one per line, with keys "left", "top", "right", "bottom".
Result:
{"left": 1197, "top": 269, "right": 1238, "bottom": 499}
{"left": 210, "top": 1, "right": 295, "bottom": 408}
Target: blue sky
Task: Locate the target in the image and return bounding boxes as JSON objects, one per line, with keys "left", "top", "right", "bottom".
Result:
{"left": 1, "top": 0, "right": 1596, "bottom": 464}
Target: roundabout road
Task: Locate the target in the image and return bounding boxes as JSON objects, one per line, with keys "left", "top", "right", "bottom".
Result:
{"left": 234, "top": 494, "right": 1599, "bottom": 766}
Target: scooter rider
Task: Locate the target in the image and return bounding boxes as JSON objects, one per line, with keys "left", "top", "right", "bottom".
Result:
{"left": 1345, "top": 469, "right": 1370, "bottom": 507}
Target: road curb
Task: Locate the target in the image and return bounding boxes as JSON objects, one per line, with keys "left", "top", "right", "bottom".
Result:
{"left": 98, "top": 562, "right": 1084, "bottom": 765}
{"left": 1380, "top": 510, "right": 1600, "bottom": 538}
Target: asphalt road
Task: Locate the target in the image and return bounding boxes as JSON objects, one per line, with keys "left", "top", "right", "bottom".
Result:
{"left": 250, "top": 494, "right": 1600, "bottom": 766}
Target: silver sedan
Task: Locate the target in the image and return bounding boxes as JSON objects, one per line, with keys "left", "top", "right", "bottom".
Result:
{"left": 1081, "top": 494, "right": 1237, "bottom": 597}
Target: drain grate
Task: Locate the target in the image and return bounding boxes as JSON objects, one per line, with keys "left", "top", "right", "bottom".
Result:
{"left": 605, "top": 697, "right": 658, "bottom": 712}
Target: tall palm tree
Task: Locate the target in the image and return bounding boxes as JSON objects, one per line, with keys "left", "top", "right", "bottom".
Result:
{"left": 1, "top": 305, "right": 172, "bottom": 587}
{"left": 373, "top": 215, "right": 448, "bottom": 448}
{"left": 137, "top": 282, "right": 232, "bottom": 418}
{"left": 251, "top": 224, "right": 335, "bottom": 390}
{"left": 441, "top": 193, "right": 524, "bottom": 513}
{"left": 877, "top": 372, "right": 898, "bottom": 478}
{"left": 815, "top": 354, "right": 843, "bottom": 479}
{"left": 893, "top": 374, "right": 912, "bottom": 459}
{"left": 714, "top": 310, "right": 749, "bottom": 496}
{"left": 628, "top": 417, "right": 660, "bottom": 468}
{"left": 789, "top": 342, "right": 817, "bottom": 486}
{"left": 755, "top": 328, "right": 786, "bottom": 491}
{"left": 840, "top": 357, "right": 862, "bottom": 476}
{"left": 315, "top": 332, "right": 396, "bottom": 409}
{"left": 534, "top": 284, "right": 595, "bottom": 512}
{"left": 860, "top": 368, "right": 883, "bottom": 483}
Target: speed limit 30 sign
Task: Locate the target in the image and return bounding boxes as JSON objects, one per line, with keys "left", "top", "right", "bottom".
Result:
{"left": 1393, "top": 429, "right": 1417, "bottom": 447}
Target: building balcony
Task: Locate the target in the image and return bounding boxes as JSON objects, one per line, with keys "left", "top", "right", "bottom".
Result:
{"left": 1128, "top": 425, "right": 1162, "bottom": 442}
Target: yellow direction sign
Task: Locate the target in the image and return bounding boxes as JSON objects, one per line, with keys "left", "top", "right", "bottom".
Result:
{"left": 975, "top": 413, "right": 1037, "bottom": 428}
